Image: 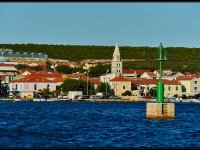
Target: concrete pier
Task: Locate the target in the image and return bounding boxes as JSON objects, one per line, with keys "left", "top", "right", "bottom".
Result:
{"left": 146, "top": 103, "right": 175, "bottom": 119}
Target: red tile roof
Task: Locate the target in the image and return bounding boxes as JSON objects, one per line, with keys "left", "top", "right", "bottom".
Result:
{"left": 89, "top": 77, "right": 100, "bottom": 85}
{"left": 129, "top": 78, "right": 180, "bottom": 85}
{"left": 0, "top": 64, "right": 15, "bottom": 67}
{"left": 11, "top": 76, "right": 56, "bottom": 83}
{"left": 18, "top": 68, "right": 37, "bottom": 74}
{"left": 56, "top": 63, "right": 71, "bottom": 68}
{"left": 123, "top": 69, "right": 136, "bottom": 74}
{"left": 144, "top": 71, "right": 156, "bottom": 77}
{"left": 123, "top": 69, "right": 151, "bottom": 75}
{"left": 80, "top": 77, "right": 100, "bottom": 85}
{"left": 163, "top": 79, "right": 181, "bottom": 85}
{"left": 195, "top": 73, "right": 200, "bottom": 78}
{"left": 176, "top": 76, "right": 195, "bottom": 80}
{"left": 64, "top": 73, "right": 85, "bottom": 79}
{"left": 12, "top": 71, "right": 65, "bottom": 83}
{"left": 53, "top": 77, "right": 66, "bottom": 82}
{"left": 184, "top": 72, "right": 194, "bottom": 76}
{"left": 110, "top": 76, "right": 131, "bottom": 82}
{"left": 30, "top": 71, "right": 63, "bottom": 78}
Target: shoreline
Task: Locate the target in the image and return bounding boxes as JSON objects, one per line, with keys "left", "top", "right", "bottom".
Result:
{"left": 0, "top": 98, "right": 199, "bottom": 103}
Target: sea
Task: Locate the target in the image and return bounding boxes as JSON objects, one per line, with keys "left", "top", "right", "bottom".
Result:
{"left": 0, "top": 101, "right": 199, "bottom": 148}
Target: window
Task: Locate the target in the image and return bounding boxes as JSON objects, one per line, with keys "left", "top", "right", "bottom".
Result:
{"left": 194, "top": 81, "right": 197, "bottom": 84}
{"left": 168, "top": 86, "right": 171, "bottom": 91}
{"left": 123, "top": 86, "right": 125, "bottom": 89}
{"left": 176, "top": 86, "right": 178, "bottom": 91}
{"left": 194, "top": 87, "right": 197, "bottom": 90}
{"left": 15, "top": 84, "right": 17, "bottom": 90}
{"left": 47, "top": 84, "right": 49, "bottom": 89}
{"left": 147, "top": 87, "right": 149, "bottom": 90}
{"left": 34, "top": 84, "right": 37, "bottom": 90}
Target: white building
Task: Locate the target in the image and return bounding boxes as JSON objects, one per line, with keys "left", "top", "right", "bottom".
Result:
{"left": 140, "top": 72, "right": 156, "bottom": 79}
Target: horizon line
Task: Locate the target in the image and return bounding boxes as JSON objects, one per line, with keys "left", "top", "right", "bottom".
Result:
{"left": 0, "top": 43, "right": 200, "bottom": 48}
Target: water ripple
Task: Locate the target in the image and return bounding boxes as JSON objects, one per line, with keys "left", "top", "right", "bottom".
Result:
{"left": 0, "top": 101, "right": 199, "bottom": 148}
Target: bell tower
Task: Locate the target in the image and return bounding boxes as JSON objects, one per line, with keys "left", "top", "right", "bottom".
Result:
{"left": 111, "top": 43, "right": 122, "bottom": 77}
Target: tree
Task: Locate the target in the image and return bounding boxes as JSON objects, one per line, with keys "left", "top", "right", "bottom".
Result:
{"left": 61, "top": 79, "right": 81, "bottom": 93}
{"left": 122, "top": 90, "right": 132, "bottom": 96}
{"left": 174, "top": 94, "right": 179, "bottom": 98}
{"left": 96, "top": 82, "right": 114, "bottom": 96}
{"left": 139, "top": 87, "right": 145, "bottom": 96}
{"left": 148, "top": 87, "right": 157, "bottom": 98}
{"left": 38, "top": 88, "right": 52, "bottom": 99}
{"left": 89, "top": 64, "right": 110, "bottom": 77}
{"left": 61, "top": 79, "right": 95, "bottom": 95}
{"left": 72, "top": 67, "right": 86, "bottom": 73}
{"left": 15, "top": 64, "right": 28, "bottom": 70}
{"left": 55, "top": 66, "right": 73, "bottom": 74}
{"left": 46, "top": 61, "right": 52, "bottom": 71}
{"left": 181, "top": 94, "right": 187, "bottom": 99}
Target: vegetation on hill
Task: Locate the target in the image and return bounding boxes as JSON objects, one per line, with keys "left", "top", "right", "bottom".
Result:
{"left": 1, "top": 44, "right": 200, "bottom": 72}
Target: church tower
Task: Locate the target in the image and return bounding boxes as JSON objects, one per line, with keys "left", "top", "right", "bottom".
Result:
{"left": 111, "top": 43, "right": 123, "bottom": 77}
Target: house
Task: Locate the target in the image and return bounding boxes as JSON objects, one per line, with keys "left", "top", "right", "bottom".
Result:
{"left": 140, "top": 71, "right": 156, "bottom": 79}
{"left": 18, "top": 68, "right": 37, "bottom": 76}
{"left": 184, "top": 72, "right": 195, "bottom": 76}
{"left": 63, "top": 73, "right": 86, "bottom": 80}
{"left": 123, "top": 69, "right": 151, "bottom": 78}
{"left": 80, "top": 77, "right": 101, "bottom": 89}
{"left": 110, "top": 76, "right": 132, "bottom": 96}
{"left": 109, "top": 76, "right": 182, "bottom": 98}
{"left": 83, "top": 62, "right": 98, "bottom": 70}
{"left": 131, "top": 78, "right": 182, "bottom": 98}
{"left": 123, "top": 69, "right": 137, "bottom": 78}
{"left": 154, "top": 70, "right": 185, "bottom": 80}
{"left": 154, "top": 69, "right": 173, "bottom": 76}
{"left": 100, "top": 73, "right": 116, "bottom": 84}
{"left": 0, "top": 64, "right": 18, "bottom": 83}
{"left": 10, "top": 76, "right": 57, "bottom": 98}
{"left": 10, "top": 71, "right": 65, "bottom": 98}
{"left": 177, "top": 76, "right": 200, "bottom": 96}
{"left": 28, "top": 63, "right": 38, "bottom": 67}
{"left": 171, "top": 72, "right": 185, "bottom": 80}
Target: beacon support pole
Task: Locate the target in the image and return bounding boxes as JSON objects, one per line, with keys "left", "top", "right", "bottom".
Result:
{"left": 157, "top": 43, "right": 165, "bottom": 103}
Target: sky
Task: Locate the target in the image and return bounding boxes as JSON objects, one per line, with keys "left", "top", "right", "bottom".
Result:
{"left": 0, "top": 2, "right": 200, "bottom": 47}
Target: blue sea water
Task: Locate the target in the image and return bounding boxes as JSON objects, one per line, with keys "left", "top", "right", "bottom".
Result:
{"left": 0, "top": 101, "right": 199, "bottom": 148}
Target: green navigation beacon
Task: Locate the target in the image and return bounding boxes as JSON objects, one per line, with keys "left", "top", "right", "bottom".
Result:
{"left": 156, "top": 43, "right": 167, "bottom": 103}
{"left": 146, "top": 43, "right": 174, "bottom": 119}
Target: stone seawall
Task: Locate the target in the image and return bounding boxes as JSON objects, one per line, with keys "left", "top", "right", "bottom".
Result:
{"left": 120, "top": 96, "right": 141, "bottom": 101}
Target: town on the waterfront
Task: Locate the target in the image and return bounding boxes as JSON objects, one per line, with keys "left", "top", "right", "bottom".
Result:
{"left": 2, "top": 2, "right": 200, "bottom": 149}
{"left": 0, "top": 43, "right": 199, "bottom": 103}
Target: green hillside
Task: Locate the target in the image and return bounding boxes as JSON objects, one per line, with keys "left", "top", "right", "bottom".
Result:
{"left": 0, "top": 44, "right": 200, "bottom": 72}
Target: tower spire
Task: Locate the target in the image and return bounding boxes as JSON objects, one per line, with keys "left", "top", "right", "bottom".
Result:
{"left": 113, "top": 43, "right": 120, "bottom": 61}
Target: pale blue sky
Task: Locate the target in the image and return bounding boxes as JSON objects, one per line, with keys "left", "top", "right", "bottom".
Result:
{"left": 0, "top": 2, "right": 200, "bottom": 47}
